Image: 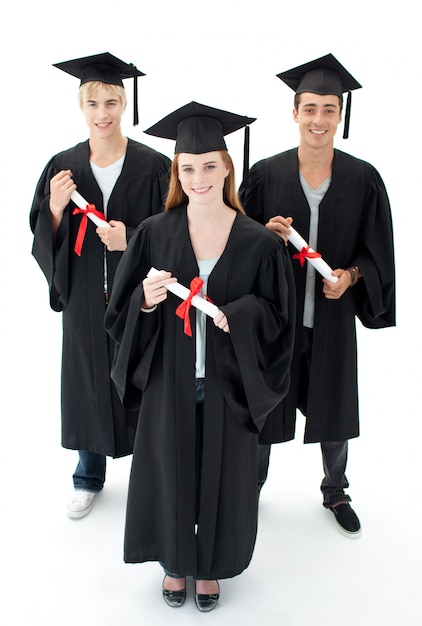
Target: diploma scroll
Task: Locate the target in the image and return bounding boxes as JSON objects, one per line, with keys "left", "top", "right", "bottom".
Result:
{"left": 71, "top": 190, "right": 111, "bottom": 228}
{"left": 288, "top": 226, "right": 338, "bottom": 283}
{"left": 147, "top": 267, "right": 220, "bottom": 318}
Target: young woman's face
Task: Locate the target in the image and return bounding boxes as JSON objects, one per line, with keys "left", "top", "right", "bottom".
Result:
{"left": 81, "top": 85, "right": 125, "bottom": 139}
{"left": 177, "top": 151, "right": 229, "bottom": 204}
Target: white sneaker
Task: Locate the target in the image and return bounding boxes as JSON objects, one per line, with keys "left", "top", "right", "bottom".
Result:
{"left": 67, "top": 490, "right": 97, "bottom": 519}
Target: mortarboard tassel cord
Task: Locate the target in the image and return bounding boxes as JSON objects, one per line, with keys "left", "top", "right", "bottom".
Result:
{"left": 242, "top": 124, "right": 250, "bottom": 188}
{"left": 133, "top": 72, "right": 139, "bottom": 126}
{"left": 343, "top": 91, "right": 351, "bottom": 139}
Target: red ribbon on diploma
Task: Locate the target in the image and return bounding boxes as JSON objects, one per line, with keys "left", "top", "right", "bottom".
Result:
{"left": 292, "top": 245, "right": 322, "bottom": 268}
{"left": 73, "top": 204, "right": 107, "bottom": 256}
{"left": 175, "top": 276, "right": 214, "bottom": 336}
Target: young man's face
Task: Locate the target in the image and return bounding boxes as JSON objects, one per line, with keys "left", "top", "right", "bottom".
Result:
{"left": 81, "top": 85, "right": 125, "bottom": 140}
{"left": 293, "top": 93, "right": 342, "bottom": 149}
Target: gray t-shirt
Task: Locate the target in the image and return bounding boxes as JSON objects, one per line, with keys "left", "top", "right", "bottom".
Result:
{"left": 300, "top": 172, "right": 331, "bottom": 328}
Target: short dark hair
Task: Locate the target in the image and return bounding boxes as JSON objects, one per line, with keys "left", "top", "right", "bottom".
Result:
{"left": 294, "top": 92, "right": 343, "bottom": 112}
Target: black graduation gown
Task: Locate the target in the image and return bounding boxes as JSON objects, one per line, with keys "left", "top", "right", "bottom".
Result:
{"left": 30, "top": 139, "right": 171, "bottom": 457}
{"left": 239, "top": 148, "right": 396, "bottom": 444}
{"left": 104, "top": 207, "right": 295, "bottom": 579}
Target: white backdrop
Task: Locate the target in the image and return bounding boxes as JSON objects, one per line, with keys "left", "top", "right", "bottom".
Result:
{"left": 0, "top": 2, "right": 420, "bottom": 625}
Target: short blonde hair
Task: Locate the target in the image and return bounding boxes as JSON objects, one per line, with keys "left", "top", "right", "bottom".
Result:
{"left": 78, "top": 81, "right": 127, "bottom": 109}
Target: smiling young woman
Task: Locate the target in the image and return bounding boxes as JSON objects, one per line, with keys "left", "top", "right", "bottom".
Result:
{"left": 104, "top": 101, "right": 296, "bottom": 611}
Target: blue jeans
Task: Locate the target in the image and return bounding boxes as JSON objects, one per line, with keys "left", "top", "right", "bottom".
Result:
{"left": 161, "top": 379, "right": 205, "bottom": 580}
{"left": 73, "top": 450, "right": 106, "bottom": 492}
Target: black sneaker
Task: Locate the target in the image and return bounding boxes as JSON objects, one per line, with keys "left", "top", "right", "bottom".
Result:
{"left": 328, "top": 503, "right": 362, "bottom": 539}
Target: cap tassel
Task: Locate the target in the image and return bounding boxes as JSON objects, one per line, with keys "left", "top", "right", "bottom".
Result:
{"left": 242, "top": 124, "right": 251, "bottom": 187}
{"left": 343, "top": 90, "right": 351, "bottom": 139}
{"left": 133, "top": 74, "right": 139, "bottom": 126}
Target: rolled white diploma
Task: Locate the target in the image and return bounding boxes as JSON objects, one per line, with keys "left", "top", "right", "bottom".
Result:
{"left": 287, "top": 226, "right": 338, "bottom": 283}
{"left": 147, "top": 267, "right": 220, "bottom": 318}
{"left": 71, "top": 190, "right": 111, "bottom": 229}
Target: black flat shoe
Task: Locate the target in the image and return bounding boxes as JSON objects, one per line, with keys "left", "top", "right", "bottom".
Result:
{"left": 162, "top": 577, "right": 186, "bottom": 608}
{"left": 195, "top": 582, "right": 220, "bottom": 612}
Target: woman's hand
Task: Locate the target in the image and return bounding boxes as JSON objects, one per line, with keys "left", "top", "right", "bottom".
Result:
{"left": 213, "top": 310, "right": 230, "bottom": 333}
{"left": 142, "top": 271, "right": 177, "bottom": 309}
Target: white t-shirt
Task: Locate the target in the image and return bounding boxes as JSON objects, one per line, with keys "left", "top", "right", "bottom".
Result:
{"left": 90, "top": 156, "right": 125, "bottom": 291}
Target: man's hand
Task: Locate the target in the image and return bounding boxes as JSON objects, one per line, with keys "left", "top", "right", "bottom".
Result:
{"left": 322, "top": 269, "right": 352, "bottom": 299}
{"left": 96, "top": 220, "right": 127, "bottom": 251}
{"left": 265, "top": 215, "right": 293, "bottom": 244}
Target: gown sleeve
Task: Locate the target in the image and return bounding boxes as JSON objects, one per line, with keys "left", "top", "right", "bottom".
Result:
{"left": 125, "top": 150, "right": 171, "bottom": 242}
{"left": 214, "top": 239, "right": 296, "bottom": 434}
{"left": 104, "top": 222, "right": 159, "bottom": 411}
{"left": 238, "top": 160, "right": 267, "bottom": 225}
{"left": 353, "top": 167, "right": 396, "bottom": 329}
{"left": 29, "top": 157, "right": 71, "bottom": 312}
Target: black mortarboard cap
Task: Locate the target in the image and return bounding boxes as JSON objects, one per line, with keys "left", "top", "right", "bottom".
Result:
{"left": 53, "top": 52, "right": 145, "bottom": 125}
{"left": 276, "top": 53, "right": 362, "bottom": 138}
{"left": 144, "top": 101, "right": 256, "bottom": 183}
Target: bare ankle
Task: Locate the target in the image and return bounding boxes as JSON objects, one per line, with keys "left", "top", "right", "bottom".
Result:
{"left": 163, "top": 575, "right": 186, "bottom": 591}
{"left": 196, "top": 580, "right": 219, "bottom": 595}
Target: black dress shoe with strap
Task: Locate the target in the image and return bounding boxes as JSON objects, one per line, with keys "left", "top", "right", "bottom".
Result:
{"left": 195, "top": 581, "right": 220, "bottom": 612}
{"left": 162, "top": 577, "right": 186, "bottom": 608}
